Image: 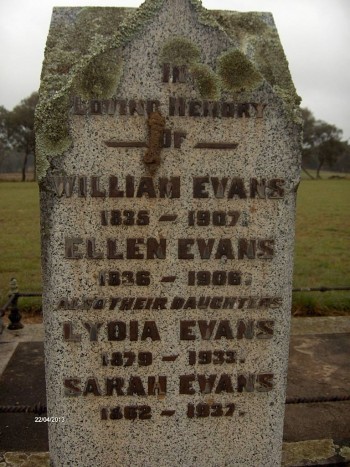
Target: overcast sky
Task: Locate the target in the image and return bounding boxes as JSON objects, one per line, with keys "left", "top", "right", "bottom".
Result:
{"left": 0, "top": 0, "right": 349, "bottom": 139}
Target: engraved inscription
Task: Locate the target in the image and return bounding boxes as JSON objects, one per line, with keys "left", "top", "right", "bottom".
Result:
{"left": 188, "top": 351, "right": 237, "bottom": 365}
{"left": 187, "top": 403, "right": 235, "bottom": 418}
{"left": 188, "top": 210, "right": 241, "bottom": 226}
{"left": 58, "top": 297, "right": 282, "bottom": 311}
{"left": 99, "top": 271, "right": 151, "bottom": 287}
{"left": 73, "top": 96, "right": 267, "bottom": 119}
{"left": 51, "top": 176, "right": 181, "bottom": 199}
{"left": 64, "top": 376, "right": 167, "bottom": 397}
{"left": 101, "top": 406, "right": 152, "bottom": 421}
{"left": 58, "top": 93, "right": 286, "bottom": 427}
{"left": 102, "top": 352, "right": 153, "bottom": 367}
{"left": 101, "top": 210, "right": 150, "bottom": 226}
{"left": 179, "top": 373, "right": 274, "bottom": 394}
{"left": 193, "top": 177, "right": 285, "bottom": 199}
{"left": 62, "top": 319, "right": 274, "bottom": 342}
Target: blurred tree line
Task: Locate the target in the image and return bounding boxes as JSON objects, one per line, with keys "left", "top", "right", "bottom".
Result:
{"left": 0, "top": 92, "right": 37, "bottom": 181}
{"left": 301, "top": 108, "right": 350, "bottom": 178}
{"left": 0, "top": 92, "right": 349, "bottom": 180}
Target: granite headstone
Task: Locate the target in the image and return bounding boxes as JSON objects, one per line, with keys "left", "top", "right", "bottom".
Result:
{"left": 36, "top": 0, "right": 301, "bottom": 465}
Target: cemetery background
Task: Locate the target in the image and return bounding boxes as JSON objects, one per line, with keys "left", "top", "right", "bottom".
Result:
{"left": 0, "top": 0, "right": 346, "bottom": 467}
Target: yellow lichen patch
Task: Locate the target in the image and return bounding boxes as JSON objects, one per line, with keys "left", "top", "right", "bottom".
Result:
{"left": 159, "top": 36, "right": 201, "bottom": 66}
{"left": 212, "top": 10, "right": 301, "bottom": 119}
{"left": 4, "top": 452, "right": 29, "bottom": 463}
{"left": 340, "top": 446, "right": 350, "bottom": 460}
{"left": 217, "top": 49, "right": 263, "bottom": 92}
{"left": 282, "top": 439, "right": 336, "bottom": 466}
{"left": 253, "top": 31, "right": 301, "bottom": 106}
{"left": 190, "top": 63, "right": 220, "bottom": 100}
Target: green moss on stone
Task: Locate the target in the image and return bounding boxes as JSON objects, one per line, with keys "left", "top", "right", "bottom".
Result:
{"left": 217, "top": 49, "right": 263, "bottom": 92}
{"left": 254, "top": 30, "right": 297, "bottom": 89}
{"left": 74, "top": 49, "right": 123, "bottom": 100}
{"left": 212, "top": 10, "right": 301, "bottom": 118}
{"left": 190, "top": 63, "right": 220, "bottom": 99}
{"left": 160, "top": 37, "right": 201, "bottom": 66}
{"left": 256, "top": 30, "right": 302, "bottom": 124}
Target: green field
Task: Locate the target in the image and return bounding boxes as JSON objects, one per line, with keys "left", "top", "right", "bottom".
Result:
{"left": 293, "top": 178, "right": 350, "bottom": 314}
{"left": 0, "top": 182, "right": 41, "bottom": 311}
{"left": 300, "top": 168, "right": 349, "bottom": 180}
{"left": 0, "top": 179, "right": 349, "bottom": 315}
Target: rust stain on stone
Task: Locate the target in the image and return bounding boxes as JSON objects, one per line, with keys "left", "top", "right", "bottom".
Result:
{"left": 143, "top": 111, "right": 166, "bottom": 170}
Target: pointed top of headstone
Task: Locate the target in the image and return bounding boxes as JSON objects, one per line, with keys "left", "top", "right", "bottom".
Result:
{"left": 36, "top": 0, "right": 300, "bottom": 182}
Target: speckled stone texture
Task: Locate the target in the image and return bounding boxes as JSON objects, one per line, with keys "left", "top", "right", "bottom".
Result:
{"left": 37, "top": 0, "right": 301, "bottom": 466}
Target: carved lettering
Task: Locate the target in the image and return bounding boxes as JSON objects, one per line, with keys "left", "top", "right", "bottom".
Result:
{"left": 107, "top": 321, "right": 161, "bottom": 342}
{"left": 193, "top": 177, "right": 285, "bottom": 199}
{"left": 63, "top": 322, "right": 81, "bottom": 342}
{"left": 180, "top": 320, "right": 275, "bottom": 340}
{"left": 180, "top": 373, "right": 273, "bottom": 395}
{"left": 66, "top": 376, "right": 167, "bottom": 397}
{"left": 51, "top": 176, "right": 180, "bottom": 199}
{"left": 72, "top": 97, "right": 267, "bottom": 119}
{"left": 58, "top": 296, "right": 281, "bottom": 311}
{"left": 64, "top": 237, "right": 167, "bottom": 260}
{"left": 177, "top": 238, "right": 274, "bottom": 260}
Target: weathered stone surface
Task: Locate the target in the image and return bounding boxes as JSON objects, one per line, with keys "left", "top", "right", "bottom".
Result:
{"left": 37, "top": 0, "right": 301, "bottom": 466}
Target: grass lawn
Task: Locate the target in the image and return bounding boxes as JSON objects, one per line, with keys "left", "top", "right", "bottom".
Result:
{"left": 0, "top": 179, "right": 349, "bottom": 315}
{"left": 0, "top": 182, "right": 41, "bottom": 311}
{"left": 293, "top": 178, "right": 350, "bottom": 314}
{"left": 300, "top": 168, "right": 349, "bottom": 180}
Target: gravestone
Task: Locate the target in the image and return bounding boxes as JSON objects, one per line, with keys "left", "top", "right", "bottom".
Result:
{"left": 36, "top": 0, "right": 301, "bottom": 465}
